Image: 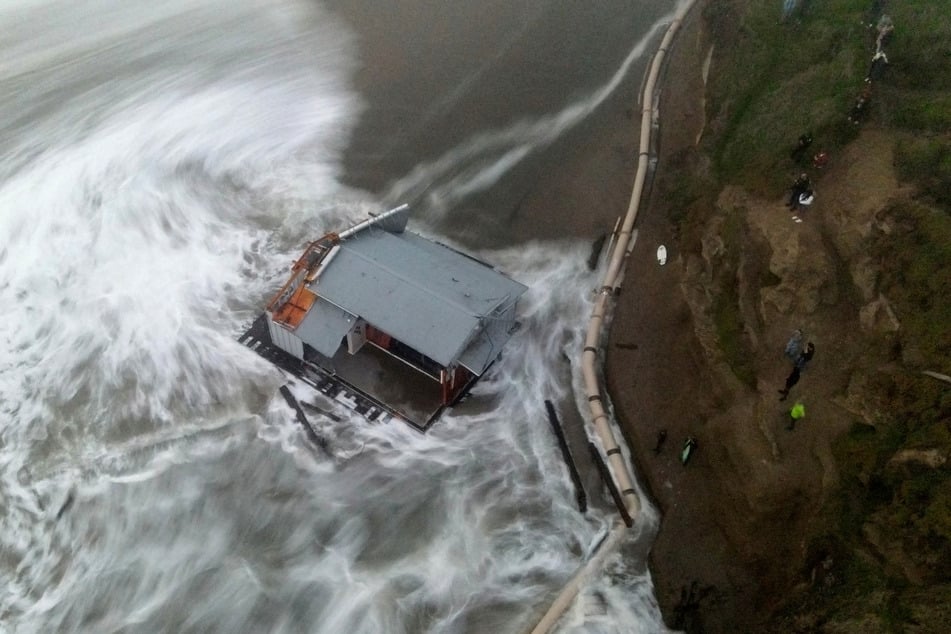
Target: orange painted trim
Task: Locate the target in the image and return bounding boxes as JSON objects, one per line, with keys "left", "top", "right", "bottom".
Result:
{"left": 265, "top": 234, "right": 339, "bottom": 312}
{"left": 271, "top": 285, "right": 318, "bottom": 329}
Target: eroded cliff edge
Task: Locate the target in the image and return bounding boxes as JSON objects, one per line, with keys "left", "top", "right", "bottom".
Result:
{"left": 606, "top": 1, "right": 951, "bottom": 631}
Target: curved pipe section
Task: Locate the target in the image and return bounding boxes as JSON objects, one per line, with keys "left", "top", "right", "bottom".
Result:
{"left": 583, "top": 0, "right": 693, "bottom": 529}
{"left": 530, "top": 1, "right": 698, "bottom": 631}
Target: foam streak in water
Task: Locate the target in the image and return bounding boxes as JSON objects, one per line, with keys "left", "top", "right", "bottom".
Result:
{"left": 383, "top": 11, "right": 673, "bottom": 214}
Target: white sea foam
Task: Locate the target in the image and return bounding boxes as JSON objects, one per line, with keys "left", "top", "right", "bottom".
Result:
{"left": 0, "top": 1, "right": 669, "bottom": 631}
{"left": 0, "top": 0, "right": 365, "bottom": 626}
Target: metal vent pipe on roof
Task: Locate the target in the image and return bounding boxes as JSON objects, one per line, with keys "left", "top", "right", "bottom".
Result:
{"left": 338, "top": 204, "right": 410, "bottom": 240}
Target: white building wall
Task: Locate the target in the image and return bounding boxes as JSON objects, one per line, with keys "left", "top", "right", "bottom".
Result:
{"left": 347, "top": 319, "right": 367, "bottom": 354}
{"left": 267, "top": 315, "right": 304, "bottom": 359}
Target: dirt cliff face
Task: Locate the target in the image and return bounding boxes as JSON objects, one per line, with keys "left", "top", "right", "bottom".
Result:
{"left": 606, "top": 2, "right": 950, "bottom": 632}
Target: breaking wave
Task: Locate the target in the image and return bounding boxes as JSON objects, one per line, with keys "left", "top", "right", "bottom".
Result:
{"left": 0, "top": 1, "right": 669, "bottom": 632}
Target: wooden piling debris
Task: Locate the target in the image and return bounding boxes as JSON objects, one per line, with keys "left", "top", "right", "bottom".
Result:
{"left": 544, "top": 400, "right": 587, "bottom": 513}
{"left": 588, "top": 442, "right": 633, "bottom": 528}
{"left": 279, "top": 385, "right": 329, "bottom": 453}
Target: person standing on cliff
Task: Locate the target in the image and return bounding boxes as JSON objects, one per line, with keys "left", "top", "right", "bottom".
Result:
{"left": 787, "top": 173, "right": 811, "bottom": 209}
{"left": 787, "top": 401, "right": 806, "bottom": 430}
{"left": 790, "top": 132, "right": 813, "bottom": 163}
{"left": 849, "top": 95, "right": 869, "bottom": 125}
{"left": 779, "top": 342, "right": 815, "bottom": 400}
{"left": 784, "top": 329, "right": 804, "bottom": 362}
{"left": 793, "top": 189, "right": 815, "bottom": 222}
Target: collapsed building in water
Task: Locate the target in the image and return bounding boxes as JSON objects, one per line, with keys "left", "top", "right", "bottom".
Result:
{"left": 240, "top": 204, "right": 528, "bottom": 430}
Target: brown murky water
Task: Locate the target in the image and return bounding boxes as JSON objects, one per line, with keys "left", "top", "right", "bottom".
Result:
{"left": 329, "top": 0, "right": 675, "bottom": 247}
{"left": 0, "top": 1, "right": 677, "bottom": 631}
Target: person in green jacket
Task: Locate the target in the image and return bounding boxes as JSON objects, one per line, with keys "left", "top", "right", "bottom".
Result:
{"left": 787, "top": 401, "right": 806, "bottom": 430}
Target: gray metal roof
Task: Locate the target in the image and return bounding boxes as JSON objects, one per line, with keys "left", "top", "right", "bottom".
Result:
{"left": 296, "top": 296, "right": 356, "bottom": 359}
{"left": 457, "top": 311, "right": 511, "bottom": 375}
{"left": 308, "top": 228, "right": 527, "bottom": 370}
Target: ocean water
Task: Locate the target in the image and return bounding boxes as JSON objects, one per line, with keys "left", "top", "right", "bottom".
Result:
{"left": 0, "top": 1, "right": 675, "bottom": 631}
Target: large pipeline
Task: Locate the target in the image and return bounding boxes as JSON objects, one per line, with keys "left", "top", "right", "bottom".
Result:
{"left": 582, "top": 0, "right": 694, "bottom": 524}
{"left": 530, "top": 1, "right": 698, "bottom": 631}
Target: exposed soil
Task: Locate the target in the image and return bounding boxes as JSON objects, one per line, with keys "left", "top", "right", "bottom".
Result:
{"left": 605, "top": 4, "right": 907, "bottom": 631}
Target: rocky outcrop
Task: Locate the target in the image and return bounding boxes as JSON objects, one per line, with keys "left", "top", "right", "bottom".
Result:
{"left": 859, "top": 294, "right": 900, "bottom": 333}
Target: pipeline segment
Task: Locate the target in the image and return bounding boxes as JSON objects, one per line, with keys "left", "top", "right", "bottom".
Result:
{"left": 582, "top": 1, "right": 693, "bottom": 523}
{"left": 530, "top": 1, "right": 698, "bottom": 631}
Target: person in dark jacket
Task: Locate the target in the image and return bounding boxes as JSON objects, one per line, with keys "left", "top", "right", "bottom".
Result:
{"left": 779, "top": 342, "right": 815, "bottom": 400}
{"left": 790, "top": 132, "right": 813, "bottom": 163}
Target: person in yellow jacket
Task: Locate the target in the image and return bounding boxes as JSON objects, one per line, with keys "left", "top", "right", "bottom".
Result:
{"left": 787, "top": 401, "right": 806, "bottom": 430}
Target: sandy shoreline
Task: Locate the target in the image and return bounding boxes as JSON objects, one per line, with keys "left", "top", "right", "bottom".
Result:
{"left": 604, "top": 3, "right": 749, "bottom": 630}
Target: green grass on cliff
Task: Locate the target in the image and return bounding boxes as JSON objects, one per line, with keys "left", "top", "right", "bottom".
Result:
{"left": 690, "top": 0, "right": 951, "bottom": 630}
{"left": 874, "top": 201, "right": 951, "bottom": 363}
{"left": 704, "top": 0, "right": 951, "bottom": 196}
{"left": 895, "top": 138, "right": 951, "bottom": 209}
{"left": 705, "top": 0, "right": 871, "bottom": 193}
{"left": 712, "top": 207, "right": 758, "bottom": 388}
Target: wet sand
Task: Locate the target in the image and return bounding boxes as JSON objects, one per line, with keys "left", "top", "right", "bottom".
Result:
{"left": 606, "top": 6, "right": 789, "bottom": 631}
{"left": 601, "top": 5, "right": 738, "bottom": 629}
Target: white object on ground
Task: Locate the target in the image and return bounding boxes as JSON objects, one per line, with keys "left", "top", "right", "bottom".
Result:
{"left": 656, "top": 245, "right": 667, "bottom": 265}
